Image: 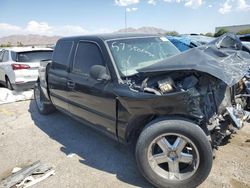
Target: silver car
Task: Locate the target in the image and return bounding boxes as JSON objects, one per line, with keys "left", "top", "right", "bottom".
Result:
{"left": 0, "top": 47, "right": 53, "bottom": 90}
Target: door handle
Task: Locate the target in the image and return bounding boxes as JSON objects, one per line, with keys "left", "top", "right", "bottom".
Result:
{"left": 67, "top": 80, "right": 75, "bottom": 89}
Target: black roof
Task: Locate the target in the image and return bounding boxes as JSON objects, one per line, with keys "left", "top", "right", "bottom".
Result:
{"left": 59, "top": 33, "right": 159, "bottom": 41}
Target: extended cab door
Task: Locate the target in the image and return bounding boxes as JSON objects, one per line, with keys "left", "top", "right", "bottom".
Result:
{"left": 48, "top": 40, "right": 73, "bottom": 112}
{"left": 67, "top": 41, "right": 117, "bottom": 138}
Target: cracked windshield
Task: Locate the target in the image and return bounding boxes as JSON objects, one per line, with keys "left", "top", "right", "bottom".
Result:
{"left": 107, "top": 37, "right": 180, "bottom": 76}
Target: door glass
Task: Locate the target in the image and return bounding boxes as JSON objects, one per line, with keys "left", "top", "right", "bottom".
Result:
{"left": 53, "top": 41, "right": 73, "bottom": 66}
{"left": 73, "top": 42, "right": 104, "bottom": 76}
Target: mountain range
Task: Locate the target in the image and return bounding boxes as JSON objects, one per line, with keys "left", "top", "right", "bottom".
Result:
{"left": 0, "top": 27, "right": 169, "bottom": 46}
{"left": 0, "top": 35, "right": 60, "bottom": 46}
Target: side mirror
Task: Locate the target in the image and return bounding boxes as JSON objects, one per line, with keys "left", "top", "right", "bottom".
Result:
{"left": 90, "top": 65, "right": 110, "bottom": 81}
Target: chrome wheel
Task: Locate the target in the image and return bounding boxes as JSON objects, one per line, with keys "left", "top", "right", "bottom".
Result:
{"left": 34, "top": 85, "right": 44, "bottom": 111}
{"left": 147, "top": 133, "right": 200, "bottom": 181}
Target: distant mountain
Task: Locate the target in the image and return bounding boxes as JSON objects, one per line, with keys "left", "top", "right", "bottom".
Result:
{"left": 116, "top": 27, "right": 168, "bottom": 34}
{"left": 0, "top": 27, "right": 169, "bottom": 46}
{"left": 0, "top": 34, "right": 60, "bottom": 46}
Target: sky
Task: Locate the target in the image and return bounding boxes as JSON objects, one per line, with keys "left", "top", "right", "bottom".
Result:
{"left": 0, "top": 0, "right": 249, "bottom": 37}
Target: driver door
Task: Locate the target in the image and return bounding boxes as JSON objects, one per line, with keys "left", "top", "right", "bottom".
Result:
{"left": 67, "top": 41, "right": 117, "bottom": 138}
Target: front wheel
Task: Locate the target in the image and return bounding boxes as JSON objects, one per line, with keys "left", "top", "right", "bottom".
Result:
{"left": 34, "top": 83, "right": 55, "bottom": 115}
{"left": 135, "top": 118, "right": 213, "bottom": 188}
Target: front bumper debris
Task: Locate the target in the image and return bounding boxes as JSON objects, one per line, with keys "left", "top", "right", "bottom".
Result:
{"left": 227, "top": 105, "right": 250, "bottom": 129}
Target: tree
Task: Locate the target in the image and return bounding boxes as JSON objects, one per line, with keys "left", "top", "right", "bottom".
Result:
{"left": 237, "top": 29, "right": 250, "bottom": 35}
{"left": 17, "top": 41, "right": 24, "bottom": 47}
{"left": 205, "top": 32, "right": 213, "bottom": 37}
{"left": 0, "top": 42, "right": 12, "bottom": 47}
{"left": 165, "top": 31, "right": 179, "bottom": 36}
{"left": 214, "top": 28, "right": 229, "bottom": 37}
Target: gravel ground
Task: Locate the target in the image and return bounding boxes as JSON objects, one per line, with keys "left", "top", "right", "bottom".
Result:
{"left": 0, "top": 100, "right": 250, "bottom": 188}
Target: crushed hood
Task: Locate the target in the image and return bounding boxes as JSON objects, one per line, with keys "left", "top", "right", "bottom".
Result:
{"left": 138, "top": 33, "right": 250, "bottom": 86}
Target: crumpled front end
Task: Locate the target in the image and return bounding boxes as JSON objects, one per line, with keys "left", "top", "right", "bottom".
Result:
{"left": 118, "top": 33, "right": 250, "bottom": 146}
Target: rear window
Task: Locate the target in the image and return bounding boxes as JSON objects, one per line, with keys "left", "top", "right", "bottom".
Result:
{"left": 15, "top": 51, "right": 53, "bottom": 62}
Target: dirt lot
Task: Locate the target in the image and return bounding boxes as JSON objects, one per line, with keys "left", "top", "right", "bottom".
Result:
{"left": 0, "top": 100, "right": 250, "bottom": 188}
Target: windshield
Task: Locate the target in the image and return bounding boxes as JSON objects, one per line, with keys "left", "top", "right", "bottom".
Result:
{"left": 15, "top": 50, "right": 53, "bottom": 62}
{"left": 107, "top": 37, "right": 180, "bottom": 77}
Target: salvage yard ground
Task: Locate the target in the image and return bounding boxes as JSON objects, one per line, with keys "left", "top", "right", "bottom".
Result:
{"left": 0, "top": 100, "right": 250, "bottom": 188}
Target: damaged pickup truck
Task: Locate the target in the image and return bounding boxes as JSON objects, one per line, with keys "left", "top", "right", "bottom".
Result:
{"left": 34, "top": 33, "right": 250, "bottom": 188}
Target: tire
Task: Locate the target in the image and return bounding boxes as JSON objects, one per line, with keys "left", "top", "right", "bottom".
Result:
{"left": 6, "top": 77, "right": 13, "bottom": 90}
{"left": 135, "top": 118, "right": 213, "bottom": 188}
{"left": 34, "top": 83, "right": 55, "bottom": 115}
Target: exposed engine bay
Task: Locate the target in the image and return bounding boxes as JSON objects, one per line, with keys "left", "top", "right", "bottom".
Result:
{"left": 127, "top": 71, "right": 250, "bottom": 148}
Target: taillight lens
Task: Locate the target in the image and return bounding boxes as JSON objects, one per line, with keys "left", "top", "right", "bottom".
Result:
{"left": 11, "top": 64, "right": 30, "bottom": 70}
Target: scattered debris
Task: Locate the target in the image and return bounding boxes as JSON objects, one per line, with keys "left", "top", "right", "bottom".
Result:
{"left": 11, "top": 168, "right": 22, "bottom": 174}
{"left": 0, "top": 88, "right": 33, "bottom": 105}
{"left": 67, "top": 153, "right": 77, "bottom": 158}
{"left": 0, "top": 161, "right": 54, "bottom": 188}
{"left": 16, "top": 170, "right": 55, "bottom": 188}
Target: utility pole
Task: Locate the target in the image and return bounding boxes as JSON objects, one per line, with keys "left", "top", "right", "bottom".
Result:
{"left": 125, "top": 8, "right": 127, "bottom": 32}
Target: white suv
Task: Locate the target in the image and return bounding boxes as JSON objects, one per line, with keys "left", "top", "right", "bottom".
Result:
{"left": 0, "top": 47, "right": 53, "bottom": 91}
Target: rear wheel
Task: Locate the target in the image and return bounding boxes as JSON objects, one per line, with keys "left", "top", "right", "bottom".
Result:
{"left": 6, "top": 77, "right": 13, "bottom": 90}
{"left": 135, "top": 118, "right": 213, "bottom": 188}
{"left": 34, "top": 83, "right": 55, "bottom": 115}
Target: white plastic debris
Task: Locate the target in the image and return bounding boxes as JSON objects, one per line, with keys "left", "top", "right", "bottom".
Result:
{"left": 16, "top": 170, "right": 55, "bottom": 188}
{"left": 67, "top": 153, "right": 77, "bottom": 158}
{"left": 0, "top": 161, "right": 54, "bottom": 188}
{"left": 0, "top": 88, "right": 34, "bottom": 105}
{"left": 11, "top": 167, "right": 22, "bottom": 174}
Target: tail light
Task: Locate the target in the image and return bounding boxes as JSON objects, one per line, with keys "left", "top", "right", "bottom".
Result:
{"left": 11, "top": 64, "right": 30, "bottom": 70}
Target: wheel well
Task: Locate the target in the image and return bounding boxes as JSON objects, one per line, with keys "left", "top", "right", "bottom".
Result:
{"left": 125, "top": 115, "right": 202, "bottom": 144}
{"left": 36, "top": 63, "right": 52, "bottom": 102}
{"left": 5, "top": 75, "right": 10, "bottom": 86}
{"left": 45, "top": 63, "right": 52, "bottom": 99}
{"left": 125, "top": 115, "right": 155, "bottom": 144}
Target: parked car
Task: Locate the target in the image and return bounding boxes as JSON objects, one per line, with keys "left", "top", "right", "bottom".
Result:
{"left": 34, "top": 33, "right": 250, "bottom": 188}
{"left": 238, "top": 34, "right": 250, "bottom": 42}
{"left": 182, "top": 34, "right": 214, "bottom": 45}
{"left": 167, "top": 35, "right": 214, "bottom": 52}
{"left": 243, "top": 41, "right": 250, "bottom": 49}
{"left": 0, "top": 47, "right": 53, "bottom": 90}
{"left": 166, "top": 36, "right": 198, "bottom": 52}
{"left": 237, "top": 34, "right": 250, "bottom": 52}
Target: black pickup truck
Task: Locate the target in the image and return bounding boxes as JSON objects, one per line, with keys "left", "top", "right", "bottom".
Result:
{"left": 34, "top": 33, "right": 250, "bottom": 188}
